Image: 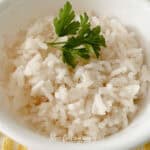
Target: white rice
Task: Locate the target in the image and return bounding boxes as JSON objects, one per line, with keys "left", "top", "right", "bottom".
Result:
{"left": 1, "top": 15, "right": 150, "bottom": 142}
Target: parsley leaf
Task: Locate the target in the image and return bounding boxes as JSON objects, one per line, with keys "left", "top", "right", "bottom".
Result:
{"left": 63, "top": 36, "right": 83, "bottom": 49}
{"left": 62, "top": 47, "right": 90, "bottom": 68}
{"left": 78, "top": 13, "right": 90, "bottom": 37}
{"left": 62, "top": 48, "right": 76, "bottom": 68}
{"left": 54, "top": 1, "right": 80, "bottom": 36}
{"left": 84, "top": 26, "right": 106, "bottom": 57}
{"left": 75, "top": 48, "right": 90, "bottom": 59}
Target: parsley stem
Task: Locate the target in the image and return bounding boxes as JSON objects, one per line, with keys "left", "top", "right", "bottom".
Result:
{"left": 48, "top": 41, "right": 66, "bottom": 46}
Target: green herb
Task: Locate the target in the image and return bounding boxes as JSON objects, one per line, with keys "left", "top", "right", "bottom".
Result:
{"left": 47, "top": 1, "right": 106, "bottom": 68}
{"left": 53, "top": 1, "right": 80, "bottom": 36}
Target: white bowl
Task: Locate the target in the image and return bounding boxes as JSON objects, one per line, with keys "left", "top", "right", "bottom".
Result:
{"left": 0, "top": 0, "right": 150, "bottom": 149}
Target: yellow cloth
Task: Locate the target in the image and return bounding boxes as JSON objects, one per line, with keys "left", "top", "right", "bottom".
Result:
{"left": 1, "top": 137, "right": 27, "bottom": 150}
{"left": 0, "top": 133, "right": 150, "bottom": 150}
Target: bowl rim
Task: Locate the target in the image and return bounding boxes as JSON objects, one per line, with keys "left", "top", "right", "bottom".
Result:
{"left": 0, "top": 114, "right": 149, "bottom": 150}
{"left": 0, "top": 0, "right": 150, "bottom": 149}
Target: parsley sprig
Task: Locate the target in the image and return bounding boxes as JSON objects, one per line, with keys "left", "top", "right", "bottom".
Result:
{"left": 47, "top": 1, "right": 106, "bottom": 68}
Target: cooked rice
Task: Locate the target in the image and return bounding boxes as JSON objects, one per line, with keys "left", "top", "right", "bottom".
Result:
{"left": 0, "top": 15, "right": 150, "bottom": 142}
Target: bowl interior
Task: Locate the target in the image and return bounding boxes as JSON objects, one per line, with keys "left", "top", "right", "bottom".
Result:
{"left": 0, "top": 0, "right": 150, "bottom": 150}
